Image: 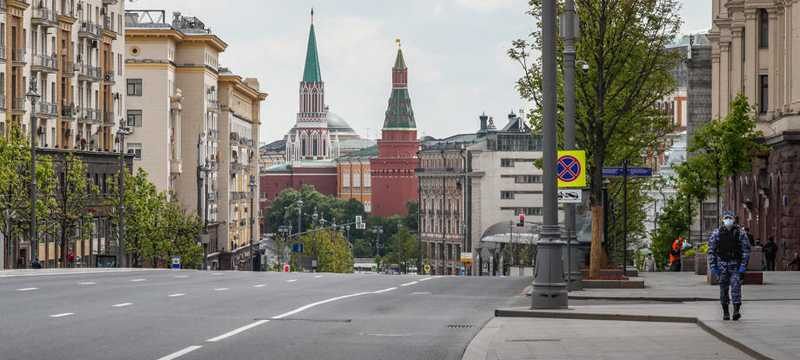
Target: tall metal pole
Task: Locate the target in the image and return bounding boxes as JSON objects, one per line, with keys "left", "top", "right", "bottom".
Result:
{"left": 562, "top": 0, "right": 581, "bottom": 291}
{"left": 622, "top": 159, "right": 629, "bottom": 275}
{"left": 29, "top": 88, "right": 39, "bottom": 268}
{"left": 416, "top": 159, "right": 422, "bottom": 274}
{"left": 118, "top": 128, "right": 127, "bottom": 268}
{"left": 532, "top": 0, "right": 568, "bottom": 309}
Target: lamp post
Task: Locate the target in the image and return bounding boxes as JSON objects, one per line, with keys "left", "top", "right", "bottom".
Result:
{"left": 371, "top": 226, "right": 384, "bottom": 257}
{"left": 249, "top": 175, "right": 257, "bottom": 271}
{"left": 296, "top": 199, "right": 304, "bottom": 236}
{"left": 27, "top": 76, "right": 40, "bottom": 268}
{"left": 197, "top": 133, "right": 212, "bottom": 270}
{"left": 116, "top": 120, "right": 132, "bottom": 268}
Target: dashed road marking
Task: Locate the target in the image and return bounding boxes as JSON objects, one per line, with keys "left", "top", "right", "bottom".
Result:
{"left": 78, "top": 281, "right": 96, "bottom": 285}
{"left": 112, "top": 302, "right": 133, "bottom": 308}
{"left": 286, "top": 279, "right": 297, "bottom": 283}
{"left": 272, "top": 292, "right": 371, "bottom": 320}
{"left": 411, "top": 291, "right": 432, "bottom": 295}
{"left": 213, "top": 288, "right": 229, "bottom": 291}
{"left": 49, "top": 313, "right": 74, "bottom": 318}
{"left": 373, "top": 287, "right": 397, "bottom": 294}
{"left": 174, "top": 275, "right": 189, "bottom": 279}
{"left": 17, "top": 287, "right": 38, "bottom": 291}
{"left": 130, "top": 278, "right": 147, "bottom": 282}
{"left": 419, "top": 277, "right": 434, "bottom": 282}
{"left": 253, "top": 284, "right": 266, "bottom": 288}
{"left": 212, "top": 272, "right": 224, "bottom": 276}
{"left": 400, "top": 281, "right": 418, "bottom": 287}
{"left": 155, "top": 345, "right": 203, "bottom": 360}
{"left": 168, "top": 293, "right": 185, "bottom": 297}
{"left": 314, "top": 275, "right": 323, "bottom": 278}
{"left": 205, "top": 320, "right": 270, "bottom": 342}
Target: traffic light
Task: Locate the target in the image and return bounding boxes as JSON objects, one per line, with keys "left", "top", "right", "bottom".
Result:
{"left": 517, "top": 213, "right": 525, "bottom": 227}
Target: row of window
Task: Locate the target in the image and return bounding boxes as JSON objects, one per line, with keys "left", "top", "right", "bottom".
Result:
{"left": 500, "top": 158, "right": 537, "bottom": 168}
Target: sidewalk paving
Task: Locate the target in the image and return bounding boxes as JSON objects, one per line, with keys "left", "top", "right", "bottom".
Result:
{"left": 464, "top": 272, "right": 800, "bottom": 360}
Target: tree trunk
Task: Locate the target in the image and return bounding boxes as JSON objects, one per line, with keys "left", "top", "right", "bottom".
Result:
{"left": 589, "top": 205, "right": 604, "bottom": 278}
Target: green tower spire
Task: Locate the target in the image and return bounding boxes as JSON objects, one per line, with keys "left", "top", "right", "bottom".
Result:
{"left": 383, "top": 43, "right": 415, "bottom": 129}
{"left": 302, "top": 9, "right": 322, "bottom": 83}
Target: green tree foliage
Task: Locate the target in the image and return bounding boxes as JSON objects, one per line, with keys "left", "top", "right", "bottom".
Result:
{"left": 266, "top": 185, "right": 367, "bottom": 235}
{"left": 650, "top": 192, "right": 692, "bottom": 270}
{"left": 47, "top": 153, "right": 97, "bottom": 265}
{"left": 384, "top": 227, "right": 418, "bottom": 273}
{"left": 294, "top": 229, "right": 353, "bottom": 273}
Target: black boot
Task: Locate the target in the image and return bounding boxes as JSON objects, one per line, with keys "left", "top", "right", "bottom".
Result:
{"left": 722, "top": 304, "right": 730, "bottom": 320}
{"left": 733, "top": 304, "right": 741, "bottom": 321}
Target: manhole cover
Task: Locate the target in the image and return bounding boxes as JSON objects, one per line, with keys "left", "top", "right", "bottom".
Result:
{"left": 447, "top": 324, "right": 473, "bottom": 329}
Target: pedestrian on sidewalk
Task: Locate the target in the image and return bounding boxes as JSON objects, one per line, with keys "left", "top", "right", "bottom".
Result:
{"left": 644, "top": 254, "right": 656, "bottom": 272}
{"left": 708, "top": 211, "right": 751, "bottom": 321}
{"left": 763, "top": 237, "right": 778, "bottom": 271}
{"left": 669, "top": 236, "right": 684, "bottom": 272}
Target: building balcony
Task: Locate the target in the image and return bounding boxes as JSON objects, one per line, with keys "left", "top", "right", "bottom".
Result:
{"left": 230, "top": 161, "right": 247, "bottom": 173}
{"left": 31, "top": 7, "right": 58, "bottom": 27}
{"left": 207, "top": 99, "right": 219, "bottom": 112}
{"left": 78, "top": 21, "right": 101, "bottom": 39}
{"left": 61, "top": 61, "right": 76, "bottom": 75}
{"left": 79, "top": 108, "right": 100, "bottom": 124}
{"left": 12, "top": 97, "right": 25, "bottom": 114}
{"left": 0, "top": 94, "right": 6, "bottom": 110}
{"left": 170, "top": 160, "right": 182, "bottom": 174}
{"left": 77, "top": 63, "right": 101, "bottom": 82}
{"left": 0, "top": 45, "right": 5, "bottom": 62}
{"left": 103, "top": 111, "right": 114, "bottom": 124}
{"left": 0, "top": 0, "right": 6, "bottom": 13}
{"left": 61, "top": 103, "right": 77, "bottom": 119}
{"left": 12, "top": 48, "right": 26, "bottom": 65}
{"left": 31, "top": 53, "right": 58, "bottom": 73}
{"left": 33, "top": 101, "right": 57, "bottom": 118}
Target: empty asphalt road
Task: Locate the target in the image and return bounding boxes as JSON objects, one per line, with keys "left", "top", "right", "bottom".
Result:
{"left": 0, "top": 270, "right": 529, "bottom": 360}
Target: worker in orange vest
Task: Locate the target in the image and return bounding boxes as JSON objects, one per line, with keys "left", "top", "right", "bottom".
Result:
{"left": 669, "top": 236, "right": 684, "bottom": 271}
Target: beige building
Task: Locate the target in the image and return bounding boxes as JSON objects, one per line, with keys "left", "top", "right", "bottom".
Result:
{"left": 711, "top": 1, "right": 800, "bottom": 264}
{"left": 124, "top": 11, "right": 266, "bottom": 270}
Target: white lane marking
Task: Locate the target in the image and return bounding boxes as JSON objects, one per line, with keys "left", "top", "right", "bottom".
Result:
{"left": 213, "top": 288, "right": 229, "bottom": 291}
{"left": 174, "top": 275, "right": 189, "bottom": 279}
{"left": 272, "top": 292, "right": 371, "bottom": 319}
{"left": 286, "top": 279, "right": 297, "bottom": 283}
{"left": 411, "top": 291, "right": 432, "bottom": 295}
{"left": 212, "top": 272, "right": 224, "bottom": 276}
{"left": 253, "top": 284, "right": 266, "bottom": 288}
{"left": 78, "top": 281, "right": 96, "bottom": 285}
{"left": 17, "top": 287, "right": 38, "bottom": 291}
{"left": 373, "top": 287, "right": 397, "bottom": 294}
{"left": 205, "top": 320, "right": 270, "bottom": 342}
{"left": 156, "top": 345, "right": 203, "bottom": 360}
{"left": 130, "top": 278, "right": 147, "bottom": 282}
{"left": 419, "top": 277, "right": 434, "bottom": 282}
{"left": 112, "top": 302, "right": 133, "bottom": 308}
{"left": 400, "top": 281, "right": 418, "bottom": 287}
{"left": 49, "top": 313, "right": 74, "bottom": 318}
{"left": 168, "top": 293, "right": 185, "bottom": 297}
{"left": 314, "top": 275, "right": 323, "bottom": 278}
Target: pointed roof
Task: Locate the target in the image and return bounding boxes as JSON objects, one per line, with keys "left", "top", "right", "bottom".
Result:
{"left": 394, "top": 48, "right": 406, "bottom": 69}
{"left": 302, "top": 15, "right": 322, "bottom": 83}
{"left": 383, "top": 47, "right": 415, "bottom": 130}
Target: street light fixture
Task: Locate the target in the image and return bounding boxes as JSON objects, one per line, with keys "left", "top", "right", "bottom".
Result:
{"left": 249, "top": 175, "right": 257, "bottom": 271}
{"left": 371, "top": 226, "right": 384, "bottom": 257}
{"left": 116, "top": 120, "right": 133, "bottom": 268}
{"left": 27, "top": 76, "right": 40, "bottom": 268}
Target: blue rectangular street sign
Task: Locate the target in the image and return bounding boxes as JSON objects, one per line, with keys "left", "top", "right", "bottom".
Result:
{"left": 602, "top": 167, "right": 653, "bottom": 177}
{"left": 291, "top": 243, "right": 304, "bottom": 253}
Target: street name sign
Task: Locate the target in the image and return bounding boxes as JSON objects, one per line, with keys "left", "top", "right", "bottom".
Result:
{"left": 602, "top": 167, "right": 653, "bottom": 177}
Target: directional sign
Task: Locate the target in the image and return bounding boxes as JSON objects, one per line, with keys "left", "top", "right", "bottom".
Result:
{"left": 602, "top": 167, "right": 653, "bottom": 177}
{"left": 557, "top": 189, "right": 582, "bottom": 203}
{"left": 171, "top": 256, "right": 181, "bottom": 270}
{"left": 291, "top": 243, "right": 304, "bottom": 253}
{"left": 557, "top": 150, "right": 586, "bottom": 188}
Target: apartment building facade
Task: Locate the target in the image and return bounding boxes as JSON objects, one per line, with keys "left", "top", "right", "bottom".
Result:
{"left": 711, "top": 0, "right": 800, "bottom": 267}
{"left": 124, "top": 11, "right": 266, "bottom": 271}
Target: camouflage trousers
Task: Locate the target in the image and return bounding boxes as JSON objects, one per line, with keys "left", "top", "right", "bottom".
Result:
{"left": 718, "top": 261, "right": 743, "bottom": 305}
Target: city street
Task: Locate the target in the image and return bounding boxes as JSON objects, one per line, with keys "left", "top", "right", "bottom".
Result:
{"left": 0, "top": 270, "right": 529, "bottom": 360}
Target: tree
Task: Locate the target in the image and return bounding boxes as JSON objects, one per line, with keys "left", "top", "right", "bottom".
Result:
{"left": 385, "top": 227, "right": 418, "bottom": 273}
{"left": 509, "top": 0, "right": 682, "bottom": 277}
{"left": 48, "top": 153, "right": 98, "bottom": 267}
{"left": 159, "top": 200, "right": 204, "bottom": 268}
{"left": 650, "top": 192, "right": 692, "bottom": 270}
{"left": 266, "top": 185, "right": 366, "bottom": 235}
{"left": 403, "top": 201, "right": 419, "bottom": 231}
{"left": 293, "top": 229, "right": 353, "bottom": 273}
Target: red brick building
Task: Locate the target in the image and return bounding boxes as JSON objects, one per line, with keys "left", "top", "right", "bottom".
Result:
{"left": 370, "top": 44, "right": 420, "bottom": 217}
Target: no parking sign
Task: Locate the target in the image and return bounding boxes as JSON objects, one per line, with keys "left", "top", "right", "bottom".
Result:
{"left": 557, "top": 150, "right": 586, "bottom": 188}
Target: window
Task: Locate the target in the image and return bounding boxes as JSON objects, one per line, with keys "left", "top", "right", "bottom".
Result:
{"left": 758, "top": 9, "right": 769, "bottom": 49}
{"left": 501, "top": 159, "right": 514, "bottom": 167}
{"left": 514, "top": 175, "right": 542, "bottom": 184}
{"left": 500, "top": 191, "right": 514, "bottom": 200}
{"left": 127, "top": 109, "right": 142, "bottom": 127}
{"left": 127, "top": 78, "right": 142, "bottom": 96}
{"left": 759, "top": 75, "right": 768, "bottom": 114}
{"left": 127, "top": 143, "right": 142, "bottom": 160}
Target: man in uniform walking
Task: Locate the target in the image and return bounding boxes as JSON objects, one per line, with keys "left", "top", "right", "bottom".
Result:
{"left": 708, "top": 211, "right": 751, "bottom": 320}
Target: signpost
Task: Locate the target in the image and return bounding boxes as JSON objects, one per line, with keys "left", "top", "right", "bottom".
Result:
{"left": 602, "top": 161, "right": 653, "bottom": 273}
{"left": 291, "top": 243, "right": 304, "bottom": 253}
{"left": 556, "top": 150, "right": 586, "bottom": 188}
{"left": 557, "top": 189, "right": 582, "bottom": 203}
{"left": 171, "top": 256, "right": 181, "bottom": 270}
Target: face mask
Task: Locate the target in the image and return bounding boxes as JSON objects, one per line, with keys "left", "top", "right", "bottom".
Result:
{"left": 723, "top": 219, "right": 734, "bottom": 228}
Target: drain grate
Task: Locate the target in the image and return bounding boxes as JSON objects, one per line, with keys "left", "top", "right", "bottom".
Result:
{"left": 447, "top": 324, "right": 473, "bottom": 329}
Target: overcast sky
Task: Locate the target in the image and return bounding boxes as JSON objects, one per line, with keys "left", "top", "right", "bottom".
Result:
{"left": 127, "top": 0, "right": 712, "bottom": 144}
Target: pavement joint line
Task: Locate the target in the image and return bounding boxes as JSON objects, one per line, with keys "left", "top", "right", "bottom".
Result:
{"left": 373, "top": 287, "right": 398, "bottom": 294}
{"left": 400, "top": 281, "right": 418, "bottom": 287}
{"left": 17, "top": 287, "right": 38, "bottom": 291}
{"left": 168, "top": 293, "right": 185, "bottom": 297}
{"left": 112, "top": 302, "right": 133, "bottom": 308}
{"left": 272, "top": 292, "right": 372, "bottom": 320}
{"left": 213, "top": 288, "right": 229, "bottom": 291}
{"left": 253, "top": 284, "right": 266, "bottom": 288}
{"left": 205, "top": 320, "right": 270, "bottom": 343}
{"left": 49, "top": 313, "right": 74, "bottom": 318}
{"left": 155, "top": 345, "right": 203, "bottom": 360}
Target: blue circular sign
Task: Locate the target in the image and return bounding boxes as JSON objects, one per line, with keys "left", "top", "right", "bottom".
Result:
{"left": 557, "top": 155, "right": 581, "bottom": 182}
